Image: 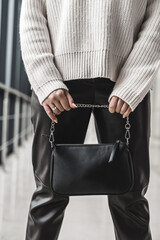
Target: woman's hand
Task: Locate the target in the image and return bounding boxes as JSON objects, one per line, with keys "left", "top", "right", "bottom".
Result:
{"left": 109, "top": 96, "right": 132, "bottom": 118}
{"left": 42, "top": 89, "right": 77, "bottom": 123}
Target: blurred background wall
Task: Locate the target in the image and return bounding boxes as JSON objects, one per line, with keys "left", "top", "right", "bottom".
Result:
{"left": 0, "top": 0, "right": 32, "bottom": 165}
{"left": 150, "top": 70, "right": 160, "bottom": 168}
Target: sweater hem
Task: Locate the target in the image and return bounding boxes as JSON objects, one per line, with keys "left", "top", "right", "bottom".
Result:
{"left": 54, "top": 49, "right": 124, "bottom": 83}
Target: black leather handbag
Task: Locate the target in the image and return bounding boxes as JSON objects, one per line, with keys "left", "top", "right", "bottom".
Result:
{"left": 49, "top": 103, "right": 134, "bottom": 196}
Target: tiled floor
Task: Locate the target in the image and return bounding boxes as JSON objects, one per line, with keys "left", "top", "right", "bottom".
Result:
{"left": 0, "top": 114, "right": 160, "bottom": 240}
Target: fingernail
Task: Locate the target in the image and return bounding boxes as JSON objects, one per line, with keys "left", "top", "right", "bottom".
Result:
{"left": 72, "top": 103, "right": 78, "bottom": 108}
{"left": 54, "top": 119, "right": 58, "bottom": 123}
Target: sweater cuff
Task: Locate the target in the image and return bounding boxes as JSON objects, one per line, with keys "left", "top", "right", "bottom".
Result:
{"left": 34, "top": 80, "right": 69, "bottom": 105}
{"left": 108, "top": 87, "right": 143, "bottom": 112}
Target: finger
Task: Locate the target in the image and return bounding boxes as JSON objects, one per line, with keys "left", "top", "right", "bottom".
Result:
{"left": 50, "top": 101, "right": 64, "bottom": 114}
{"left": 49, "top": 103, "right": 61, "bottom": 115}
{"left": 116, "top": 98, "right": 124, "bottom": 113}
{"left": 43, "top": 104, "right": 58, "bottom": 123}
{"left": 123, "top": 107, "right": 132, "bottom": 118}
{"left": 55, "top": 90, "right": 71, "bottom": 111}
{"left": 64, "top": 90, "right": 77, "bottom": 109}
{"left": 109, "top": 96, "right": 119, "bottom": 113}
{"left": 120, "top": 103, "right": 128, "bottom": 115}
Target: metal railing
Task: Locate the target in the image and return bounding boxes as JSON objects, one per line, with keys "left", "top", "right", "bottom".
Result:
{"left": 0, "top": 82, "right": 32, "bottom": 167}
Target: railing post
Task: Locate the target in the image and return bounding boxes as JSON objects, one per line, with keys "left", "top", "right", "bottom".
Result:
{"left": 13, "top": 95, "right": 20, "bottom": 153}
{"left": 1, "top": 91, "right": 9, "bottom": 166}
{"left": 21, "top": 100, "right": 27, "bottom": 142}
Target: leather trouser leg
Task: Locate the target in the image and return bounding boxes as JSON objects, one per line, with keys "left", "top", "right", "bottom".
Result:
{"left": 92, "top": 78, "right": 152, "bottom": 240}
{"left": 25, "top": 79, "right": 94, "bottom": 240}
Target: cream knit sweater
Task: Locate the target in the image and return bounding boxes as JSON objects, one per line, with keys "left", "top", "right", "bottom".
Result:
{"left": 19, "top": 0, "right": 160, "bottom": 112}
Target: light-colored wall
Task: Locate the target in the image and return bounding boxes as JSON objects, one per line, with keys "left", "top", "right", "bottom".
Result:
{"left": 151, "top": 69, "right": 160, "bottom": 143}
{"left": 150, "top": 69, "right": 160, "bottom": 167}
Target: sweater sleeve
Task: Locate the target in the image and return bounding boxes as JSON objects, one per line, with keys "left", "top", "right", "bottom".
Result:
{"left": 108, "top": 0, "right": 160, "bottom": 112}
{"left": 19, "top": 0, "right": 69, "bottom": 105}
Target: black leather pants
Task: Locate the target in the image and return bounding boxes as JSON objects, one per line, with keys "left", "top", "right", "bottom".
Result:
{"left": 26, "top": 77, "right": 152, "bottom": 240}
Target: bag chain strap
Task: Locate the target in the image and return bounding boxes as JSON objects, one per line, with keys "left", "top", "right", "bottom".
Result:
{"left": 49, "top": 103, "right": 131, "bottom": 149}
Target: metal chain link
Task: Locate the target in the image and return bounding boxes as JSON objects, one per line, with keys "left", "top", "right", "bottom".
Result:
{"left": 49, "top": 103, "right": 131, "bottom": 149}
{"left": 125, "top": 116, "right": 131, "bottom": 146}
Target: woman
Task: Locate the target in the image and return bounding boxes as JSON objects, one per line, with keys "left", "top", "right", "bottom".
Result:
{"left": 19, "top": 0, "right": 160, "bottom": 239}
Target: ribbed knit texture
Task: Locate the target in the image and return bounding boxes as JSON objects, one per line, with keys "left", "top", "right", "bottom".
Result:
{"left": 19, "top": 0, "right": 160, "bottom": 111}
